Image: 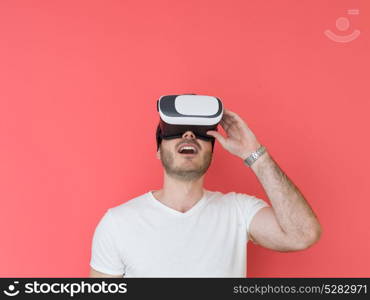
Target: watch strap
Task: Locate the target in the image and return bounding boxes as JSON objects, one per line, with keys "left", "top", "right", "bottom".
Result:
{"left": 244, "top": 145, "right": 267, "bottom": 167}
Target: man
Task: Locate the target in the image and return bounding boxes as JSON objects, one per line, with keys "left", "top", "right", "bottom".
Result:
{"left": 89, "top": 108, "right": 322, "bottom": 277}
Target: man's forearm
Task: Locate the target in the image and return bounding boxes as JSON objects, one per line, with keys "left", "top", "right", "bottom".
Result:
{"left": 250, "top": 151, "right": 322, "bottom": 245}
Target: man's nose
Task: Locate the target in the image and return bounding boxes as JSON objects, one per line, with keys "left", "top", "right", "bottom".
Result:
{"left": 182, "top": 131, "right": 196, "bottom": 139}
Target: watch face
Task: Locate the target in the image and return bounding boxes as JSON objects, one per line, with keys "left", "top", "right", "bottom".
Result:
{"left": 244, "top": 145, "right": 265, "bottom": 166}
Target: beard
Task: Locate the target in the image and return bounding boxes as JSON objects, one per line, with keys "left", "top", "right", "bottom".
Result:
{"left": 159, "top": 146, "right": 213, "bottom": 182}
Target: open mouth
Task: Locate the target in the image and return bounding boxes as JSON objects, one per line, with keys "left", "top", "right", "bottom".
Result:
{"left": 177, "top": 144, "right": 198, "bottom": 155}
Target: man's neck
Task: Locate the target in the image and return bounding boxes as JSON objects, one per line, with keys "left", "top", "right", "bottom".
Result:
{"left": 152, "top": 173, "right": 205, "bottom": 213}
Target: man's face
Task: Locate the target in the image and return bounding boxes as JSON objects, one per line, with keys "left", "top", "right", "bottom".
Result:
{"left": 157, "top": 131, "right": 213, "bottom": 181}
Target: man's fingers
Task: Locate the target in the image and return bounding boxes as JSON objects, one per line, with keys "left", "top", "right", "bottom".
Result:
{"left": 220, "top": 119, "right": 232, "bottom": 131}
{"left": 223, "top": 110, "right": 241, "bottom": 123}
{"left": 206, "top": 130, "right": 227, "bottom": 147}
{"left": 222, "top": 115, "right": 238, "bottom": 128}
{"left": 224, "top": 109, "right": 249, "bottom": 129}
{"left": 224, "top": 109, "right": 242, "bottom": 122}
{"left": 223, "top": 115, "right": 243, "bottom": 131}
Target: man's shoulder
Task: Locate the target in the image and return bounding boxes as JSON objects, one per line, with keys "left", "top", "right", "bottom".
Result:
{"left": 207, "top": 189, "right": 237, "bottom": 200}
{"left": 208, "top": 189, "right": 260, "bottom": 203}
{"left": 108, "top": 192, "right": 150, "bottom": 217}
{"left": 205, "top": 189, "right": 239, "bottom": 208}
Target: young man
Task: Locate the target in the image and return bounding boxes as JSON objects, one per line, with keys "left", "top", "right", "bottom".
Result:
{"left": 89, "top": 108, "right": 321, "bottom": 277}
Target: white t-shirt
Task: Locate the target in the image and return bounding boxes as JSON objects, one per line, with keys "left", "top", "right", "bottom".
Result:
{"left": 90, "top": 189, "right": 269, "bottom": 277}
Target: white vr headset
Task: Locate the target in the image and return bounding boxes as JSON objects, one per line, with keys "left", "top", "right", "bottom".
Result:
{"left": 156, "top": 94, "right": 224, "bottom": 151}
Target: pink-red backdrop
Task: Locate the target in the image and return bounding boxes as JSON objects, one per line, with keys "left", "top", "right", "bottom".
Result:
{"left": 0, "top": 0, "right": 369, "bottom": 277}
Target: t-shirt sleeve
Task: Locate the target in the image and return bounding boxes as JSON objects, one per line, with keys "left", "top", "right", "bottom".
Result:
{"left": 234, "top": 192, "right": 270, "bottom": 240}
{"left": 90, "top": 209, "right": 126, "bottom": 276}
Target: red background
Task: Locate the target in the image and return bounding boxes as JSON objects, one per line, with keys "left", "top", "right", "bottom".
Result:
{"left": 0, "top": 0, "right": 369, "bottom": 277}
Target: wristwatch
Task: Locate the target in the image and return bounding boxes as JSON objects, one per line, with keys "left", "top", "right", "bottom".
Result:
{"left": 243, "top": 145, "right": 267, "bottom": 167}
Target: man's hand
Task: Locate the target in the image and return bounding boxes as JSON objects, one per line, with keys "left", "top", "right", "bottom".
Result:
{"left": 207, "top": 108, "right": 322, "bottom": 251}
{"left": 207, "top": 109, "right": 261, "bottom": 159}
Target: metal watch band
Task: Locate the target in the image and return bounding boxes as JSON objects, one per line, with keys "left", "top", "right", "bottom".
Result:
{"left": 244, "top": 145, "right": 267, "bottom": 167}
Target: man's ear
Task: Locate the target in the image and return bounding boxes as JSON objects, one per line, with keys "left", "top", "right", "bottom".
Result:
{"left": 156, "top": 149, "right": 161, "bottom": 160}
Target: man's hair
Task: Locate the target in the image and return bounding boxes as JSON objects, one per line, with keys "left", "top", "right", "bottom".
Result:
{"left": 156, "top": 124, "right": 215, "bottom": 152}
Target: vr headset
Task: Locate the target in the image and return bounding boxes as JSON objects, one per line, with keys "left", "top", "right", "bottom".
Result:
{"left": 156, "top": 94, "right": 224, "bottom": 151}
